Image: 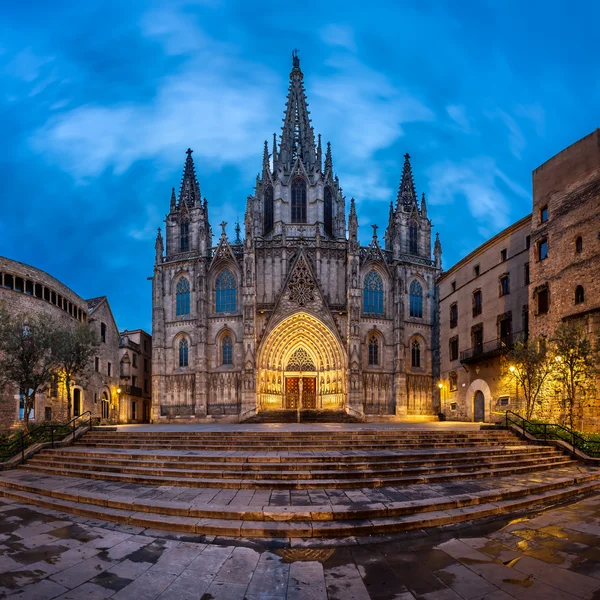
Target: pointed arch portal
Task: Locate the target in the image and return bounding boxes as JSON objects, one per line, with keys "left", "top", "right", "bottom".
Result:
{"left": 257, "top": 312, "right": 346, "bottom": 411}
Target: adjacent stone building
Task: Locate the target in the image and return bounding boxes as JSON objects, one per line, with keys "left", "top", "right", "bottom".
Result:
{"left": 0, "top": 258, "right": 120, "bottom": 430}
{"left": 119, "top": 329, "right": 152, "bottom": 423}
{"left": 152, "top": 54, "right": 443, "bottom": 422}
{"left": 438, "top": 216, "right": 531, "bottom": 421}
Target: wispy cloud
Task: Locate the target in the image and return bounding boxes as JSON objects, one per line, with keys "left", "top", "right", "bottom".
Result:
{"left": 446, "top": 104, "right": 472, "bottom": 133}
{"left": 319, "top": 24, "right": 357, "bottom": 52}
{"left": 485, "top": 108, "right": 526, "bottom": 159}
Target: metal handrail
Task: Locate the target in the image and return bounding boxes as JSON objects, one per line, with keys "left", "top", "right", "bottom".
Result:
{"left": 0, "top": 410, "right": 93, "bottom": 464}
{"left": 505, "top": 410, "right": 600, "bottom": 458}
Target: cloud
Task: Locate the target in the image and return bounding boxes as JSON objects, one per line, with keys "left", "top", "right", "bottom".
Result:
{"left": 446, "top": 104, "right": 472, "bottom": 133}
{"left": 320, "top": 24, "right": 357, "bottom": 52}
{"left": 486, "top": 108, "right": 526, "bottom": 158}
{"left": 426, "top": 157, "right": 529, "bottom": 231}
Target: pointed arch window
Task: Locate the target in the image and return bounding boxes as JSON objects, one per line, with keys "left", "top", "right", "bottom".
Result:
{"left": 575, "top": 285, "right": 584, "bottom": 305}
{"left": 291, "top": 178, "right": 307, "bottom": 223}
{"left": 178, "top": 338, "right": 189, "bottom": 368}
{"left": 324, "top": 186, "right": 333, "bottom": 237}
{"left": 263, "top": 184, "right": 274, "bottom": 235}
{"left": 368, "top": 335, "right": 380, "bottom": 366}
{"left": 363, "top": 270, "right": 384, "bottom": 314}
{"left": 409, "top": 221, "right": 418, "bottom": 255}
{"left": 409, "top": 280, "right": 423, "bottom": 318}
{"left": 221, "top": 335, "right": 233, "bottom": 365}
{"left": 180, "top": 221, "right": 190, "bottom": 252}
{"left": 411, "top": 340, "right": 421, "bottom": 368}
{"left": 216, "top": 269, "right": 237, "bottom": 313}
{"left": 176, "top": 277, "right": 191, "bottom": 316}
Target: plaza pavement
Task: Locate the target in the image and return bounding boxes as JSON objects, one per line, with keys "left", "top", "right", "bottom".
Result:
{"left": 3, "top": 491, "right": 600, "bottom": 598}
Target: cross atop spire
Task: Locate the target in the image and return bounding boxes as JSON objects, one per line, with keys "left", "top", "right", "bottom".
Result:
{"left": 220, "top": 221, "right": 228, "bottom": 237}
{"left": 372, "top": 224, "right": 379, "bottom": 239}
{"left": 397, "top": 152, "right": 417, "bottom": 209}
{"left": 179, "top": 148, "right": 201, "bottom": 207}
{"left": 292, "top": 49, "right": 300, "bottom": 69}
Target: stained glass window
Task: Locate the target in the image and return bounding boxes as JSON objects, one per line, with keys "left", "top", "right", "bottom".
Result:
{"left": 409, "top": 221, "right": 418, "bottom": 255}
{"left": 180, "top": 221, "right": 190, "bottom": 252}
{"left": 363, "top": 271, "right": 384, "bottom": 314}
{"left": 176, "top": 277, "right": 191, "bottom": 316}
{"left": 411, "top": 340, "right": 421, "bottom": 368}
{"left": 291, "top": 178, "right": 307, "bottom": 223}
{"left": 324, "top": 186, "right": 333, "bottom": 236}
{"left": 263, "top": 185, "right": 274, "bottom": 234}
{"left": 368, "top": 335, "right": 379, "bottom": 366}
{"left": 178, "top": 338, "right": 189, "bottom": 367}
{"left": 409, "top": 280, "right": 423, "bottom": 318}
{"left": 216, "top": 269, "right": 236, "bottom": 313}
{"left": 222, "top": 335, "right": 233, "bottom": 365}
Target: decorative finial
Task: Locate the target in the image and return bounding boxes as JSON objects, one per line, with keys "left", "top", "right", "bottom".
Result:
{"left": 292, "top": 49, "right": 300, "bottom": 69}
{"left": 372, "top": 224, "right": 379, "bottom": 239}
{"left": 186, "top": 148, "right": 193, "bottom": 156}
{"left": 220, "top": 221, "right": 227, "bottom": 237}
{"left": 234, "top": 220, "right": 242, "bottom": 244}
{"left": 404, "top": 152, "right": 410, "bottom": 160}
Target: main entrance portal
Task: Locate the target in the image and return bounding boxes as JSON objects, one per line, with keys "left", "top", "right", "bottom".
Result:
{"left": 257, "top": 312, "right": 346, "bottom": 413}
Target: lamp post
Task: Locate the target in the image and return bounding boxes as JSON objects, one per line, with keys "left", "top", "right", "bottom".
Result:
{"left": 438, "top": 382, "right": 444, "bottom": 419}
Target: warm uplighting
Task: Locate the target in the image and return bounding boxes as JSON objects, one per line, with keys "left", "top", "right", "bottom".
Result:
{"left": 438, "top": 383, "right": 443, "bottom": 389}
{"left": 509, "top": 365, "right": 516, "bottom": 373}
{"left": 117, "top": 388, "right": 121, "bottom": 394}
{"left": 555, "top": 355, "right": 563, "bottom": 363}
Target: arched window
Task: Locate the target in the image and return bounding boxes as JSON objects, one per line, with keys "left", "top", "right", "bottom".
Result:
{"left": 411, "top": 340, "right": 421, "bottom": 368}
{"left": 368, "top": 335, "right": 379, "bottom": 366}
{"left": 178, "top": 338, "right": 189, "bottom": 367}
{"left": 216, "top": 269, "right": 237, "bottom": 313}
{"left": 575, "top": 236, "right": 583, "bottom": 254}
{"left": 409, "top": 280, "right": 423, "bottom": 318}
{"left": 575, "top": 285, "right": 584, "bottom": 304}
{"left": 363, "top": 270, "right": 384, "bottom": 314}
{"left": 176, "top": 277, "right": 191, "bottom": 316}
{"left": 324, "top": 186, "right": 333, "bottom": 237}
{"left": 291, "top": 178, "right": 307, "bottom": 223}
{"left": 263, "top": 184, "right": 274, "bottom": 235}
{"left": 409, "top": 221, "right": 418, "bottom": 255}
{"left": 180, "top": 221, "right": 190, "bottom": 252}
{"left": 101, "top": 392, "right": 110, "bottom": 420}
{"left": 221, "top": 335, "right": 233, "bottom": 365}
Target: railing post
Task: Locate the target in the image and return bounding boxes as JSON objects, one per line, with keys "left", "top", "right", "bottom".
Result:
{"left": 21, "top": 434, "right": 24, "bottom": 463}
{"left": 51, "top": 426, "right": 54, "bottom": 449}
{"left": 73, "top": 418, "right": 76, "bottom": 443}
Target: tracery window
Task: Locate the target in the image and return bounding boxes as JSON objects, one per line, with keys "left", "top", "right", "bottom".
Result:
{"left": 363, "top": 270, "right": 384, "bottom": 314}
{"left": 411, "top": 340, "right": 421, "bottom": 368}
{"left": 216, "top": 269, "right": 237, "bottom": 313}
{"left": 287, "top": 347, "right": 316, "bottom": 371}
{"left": 221, "top": 335, "right": 233, "bottom": 365}
{"left": 178, "top": 338, "right": 189, "bottom": 368}
{"left": 176, "top": 277, "right": 191, "bottom": 316}
{"left": 324, "top": 186, "right": 333, "bottom": 237}
{"left": 409, "top": 221, "right": 418, "bottom": 255}
{"left": 180, "top": 221, "right": 190, "bottom": 252}
{"left": 368, "top": 335, "right": 379, "bottom": 366}
{"left": 263, "top": 184, "right": 274, "bottom": 234}
{"left": 291, "top": 178, "right": 307, "bottom": 223}
{"left": 409, "top": 280, "right": 423, "bottom": 318}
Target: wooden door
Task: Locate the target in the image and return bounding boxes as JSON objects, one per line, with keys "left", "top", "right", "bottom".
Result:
{"left": 302, "top": 377, "right": 316, "bottom": 409}
{"left": 473, "top": 391, "right": 485, "bottom": 422}
{"left": 285, "top": 377, "right": 299, "bottom": 409}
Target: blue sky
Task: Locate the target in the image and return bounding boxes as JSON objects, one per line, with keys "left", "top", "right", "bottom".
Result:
{"left": 1, "top": 0, "right": 599, "bottom": 332}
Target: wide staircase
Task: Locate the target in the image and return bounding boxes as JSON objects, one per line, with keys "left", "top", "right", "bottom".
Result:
{"left": 244, "top": 409, "right": 362, "bottom": 423}
{"left": 0, "top": 427, "right": 598, "bottom": 541}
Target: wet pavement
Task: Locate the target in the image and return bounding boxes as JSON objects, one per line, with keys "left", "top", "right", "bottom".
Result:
{"left": 2, "top": 494, "right": 600, "bottom": 598}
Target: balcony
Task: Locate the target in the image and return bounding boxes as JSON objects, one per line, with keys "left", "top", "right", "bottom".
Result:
{"left": 460, "top": 331, "right": 525, "bottom": 364}
{"left": 122, "top": 385, "right": 143, "bottom": 397}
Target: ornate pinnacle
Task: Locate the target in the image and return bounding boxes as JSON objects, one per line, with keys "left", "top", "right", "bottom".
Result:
{"left": 292, "top": 48, "right": 300, "bottom": 69}
{"left": 272, "top": 132, "right": 278, "bottom": 165}
{"left": 170, "top": 187, "right": 176, "bottom": 210}
{"left": 179, "top": 148, "right": 201, "bottom": 206}
{"left": 421, "top": 192, "right": 427, "bottom": 217}
{"left": 220, "top": 221, "right": 228, "bottom": 237}
{"left": 372, "top": 224, "right": 379, "bottom": 239}
{"left": 234, "top": 220, "right": 242, "bottom": 244}
{"left": 397, "top": 152, "right": 417, "bottom": 208}
{"left": 262, "top": 140, "right": 269, "bottom": 175}
{"left": 316, "top": 134, "right": 322, "bottom": 171}
{"left": 325, "top": 141, "right": 333, "bottom": 173}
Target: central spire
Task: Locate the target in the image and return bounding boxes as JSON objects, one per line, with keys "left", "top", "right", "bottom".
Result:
{"left": 397, "top": 153, "right": 417, "bottom": 209}
{"left": 179, "top": 148, "right": 201, "bottom": 207}
{"left": 277, "top": 50, "right": 317, "bottom": 172}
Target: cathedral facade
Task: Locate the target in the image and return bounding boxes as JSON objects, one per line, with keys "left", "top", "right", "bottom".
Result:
{"left": 152, "top": 54, "right": 442, "bottom": 421}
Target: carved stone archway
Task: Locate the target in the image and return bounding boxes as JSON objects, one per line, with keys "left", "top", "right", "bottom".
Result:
{"left": 257, "top": 312, "right": 346, "bottom": 411}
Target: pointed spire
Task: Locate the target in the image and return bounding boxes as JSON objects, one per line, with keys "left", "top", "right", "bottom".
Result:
{"left": 349, "top": 197, "right": 358, "bottom": 239}
{"left": 324, "top": 141, "right": 333, "bottom": 174}
{"left": 179, "top": 148, "right": 201, "bottom": 207}
{"left": 388, "top": 201, "right": 394, "bottom": 223}
{"left": 262, "top": 140, "right": 270, "bottom": 177}
{"left": 234, "top": 220, "right": 242, "bottom": 245}
{"left": 316, "top": 134, "right": 322, "bottom": 171}
{"left": 170, "top": 187, "right": 176, "bottom": 211}
{"left": 421, "top": 192, "right": 427, "bottom": 217}
{"left": 155, "top": 228, "right": 164, "bottom": 264}
{"left": 434, "top": 232, "right": 442, "bottom": 269}
{"left": 272, "top": 133, "right": 278, "bottom": 166}
{"left": 277, "top": 50, "right": 317, "bottom": 171}
{"left": 397, "top": 153, "right": 417, "bottom": 209}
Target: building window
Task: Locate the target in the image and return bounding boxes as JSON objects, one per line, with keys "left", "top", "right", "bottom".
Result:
{"left": 215, "top": 269, "right": 237, "bottom": 313}
{"left": 132, "top": 353, "right": 137, "bottom": 368}
{"left": 575, "top": 285, "right": 585, "bottom": 305}
{"left": 45, "top": 407, "right": 52, "bottom": 421}
{"left": 449, "top": 336, "right": 459, "bottom": 362}
{"left": 95, "top": 357, "right": 99, "bottom": 372}
{"left": 450, "top": 402, "right": 457, "bottom": 411}
{"left": 498, "top": 396, "right": 510, "bottom": 406}
{"left": 101, "top": 392, "right": 110, "bottom": 419}
{"left": 324, "top": 186, "right": 333, "bottom": 237}
{"left": 291, "top": 178, "right": 307, "bottom": 223}
{"left": 409, "top": 280, "right": 423, "bottom": 318}
{"left": 4, "top": 274, "right": 13, "bottom": 290}
{"left": 411, "top": 340, "right": 421, "bottom": 368}
{"left": 101, "top": 323, "right": 106, "bottom": 343}
{"left": 15, "top": 277, "right": 24, "bottom": 292}
{"left": 575, "top": 236, "right": 583, "bottom": 254}
{"left": 472, "top": 326, "right": 483, "bottom": 355}
{"left": 408, "top": 221, "right": 418, "bottom": 255}
{"left": 222, "top": 335, "right": 233, "bottom": 365}
{"left": 368, "top": 335, "right": 379, "bottom": 366}
{"left": 473, "top": 264, "right": 480, "bottom": 277}
{"left": 108, "top": 362, "right": 112, "bottom": 377}
{"left": 363, "top": 270, "right": 384, "bottom": 314}
{"left": 451, "top": 281, "right": 456, "bottom": 293}
{"left": 540, "top": 205, "right": 548, "bottom": 223}
{"left": 144, "top": 379, "right": 149, "bottom": 393}
{"left": 132, "top": 375, "right": 137, "bottom": 387}
{"left": 178, "top": 338, "right": 189, "bottom": 367}
{"left": 499, "top": 315, "right": 512, "bottom": 345}
{"left": 144, "top": 358, "right": 149, "bottom": 372}
{"left": 524, "top": 262, "right": 530, "bottom": 286}
{"left": 449, "top": 303, "right": 458, "bottom": 328}
{"left": 536, "top": 288, "right": 549, "bottom": 315}
{"left": 449, "top": 372, "right": 458, "bottom": 392}
{"left": 472, "top": 290, "right": 482, "bottom": 317}
{"left": 500, "top": 248, "right": 507, "bottom": 262}
{"left": 180, "top": 221, "right": 190, "bottom": 252}
{"left": 500, "top": 275, "right": 510, "bottom": 297}
{"left": 176, "top": 277, "right": 191, "bottom": 316}
{"left": 522, "top": 306, "right": 529, "bottom": 338}
{"left": 525, "top": 235, "right": 531, "bottom": 250}
{"left": 538, "top": 238, "right": 548, "bottom": 260}
{"left": 263, "top": 184, "right": 274, "bottom": 235}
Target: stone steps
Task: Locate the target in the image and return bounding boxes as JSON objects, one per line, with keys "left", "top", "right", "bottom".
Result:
{"left": 0, "top": 470, "right": 599, "bottom": 539}
{"left": 243, "top": 409, "right": 362, "bottom": 423}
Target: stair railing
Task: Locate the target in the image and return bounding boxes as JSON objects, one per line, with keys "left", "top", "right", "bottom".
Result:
{"left": 505, "top": 410, "right": 600, "bottom": 458}
{"left": 0, "top": 411, "right": 93, "bottom": 465}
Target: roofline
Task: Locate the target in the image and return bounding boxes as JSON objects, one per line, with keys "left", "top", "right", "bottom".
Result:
{"left": 119, "top": 328, "right": 152, "bottom": 337}
{"left": 533, "top": 128, "right": 600, "bottom": 174}
{"left": 439, "top": 213, "right": 532, "bottom": 283}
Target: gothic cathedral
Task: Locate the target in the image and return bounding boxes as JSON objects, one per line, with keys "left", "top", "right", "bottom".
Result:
{"left": 152, "top": 54, "right": 443, "bottom": 421}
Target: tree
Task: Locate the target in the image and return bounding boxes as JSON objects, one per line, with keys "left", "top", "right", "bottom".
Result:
{"left": 52, "top": 323, "right": 99, "bottom": 418}
{"left": 505, "top": 338, "right": 555, "bottom": 420}
{"left": 551, "top": 321, "right": 599, "bottom": 431}
{"left": 0, "top": 306, "right": 58, "bottom": 432}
